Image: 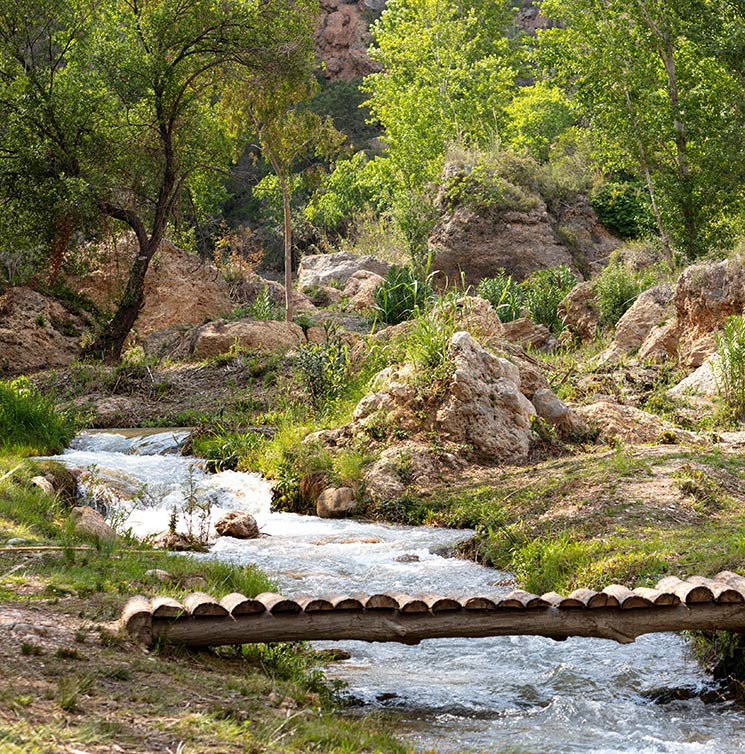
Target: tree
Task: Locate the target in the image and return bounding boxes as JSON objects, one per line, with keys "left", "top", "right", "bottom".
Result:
{"left": 0, "top": 0, "right": 318, "bottom": 360}
{"left": 239, "top": 80, "right": 343, "bottom": 322}
{"left": 363, "top": 0, "right": 517, "bottom": 191}
{"left": 540, "top": 0, "right": 745, "bottom": 258}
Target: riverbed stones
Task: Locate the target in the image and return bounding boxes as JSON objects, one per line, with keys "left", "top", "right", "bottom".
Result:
{"left": 214, "top": 510, "right": 260, "bottom": 539}
{"left": 316, "top": 487, "right": 357, "bottom": 518}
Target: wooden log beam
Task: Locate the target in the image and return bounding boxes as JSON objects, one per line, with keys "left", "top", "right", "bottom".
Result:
{"left": 149, "top": 604, "right": 745, "bottom": 648}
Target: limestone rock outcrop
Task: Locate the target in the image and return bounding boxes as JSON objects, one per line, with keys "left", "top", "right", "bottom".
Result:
{"left": 597, "top": 284, "right": 674, "bottom": 365}
{"left": 71, "top": 237, "right": 233, "bottom": 336}
{"left": 190, "top": 320, "right": 307, "bottom": 360}
{"left": 298, "top": 251, "right": 390, "bottom": 291}
{"left": 559, "top": 282, "right": 600, "bottom": 342}
{"left": 0, "top": 287, "right": 89, "bottom": 375}
{"left": 316, "top": 1, "right": 383, "bottom": 81}
{"left": 574, "top": 401, "right": 697, "bottom": 445}
{"left": 673, "top": 257, "right": 745, "bottom": 367}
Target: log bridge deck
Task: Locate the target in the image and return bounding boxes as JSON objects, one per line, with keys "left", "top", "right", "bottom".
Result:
{"left": 121, "top": 572, "right": 745, "bottom": 648}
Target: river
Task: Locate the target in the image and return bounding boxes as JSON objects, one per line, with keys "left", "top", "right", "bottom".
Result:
{"left": 47, "top": 430, "right": 745, "bottom": 754}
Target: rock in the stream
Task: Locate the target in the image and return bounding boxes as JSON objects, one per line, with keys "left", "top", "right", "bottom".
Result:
{"left": 70, "top": 506, "right": 116, "bottom": 541}
{"left": 30, "top": 476, "right": 56, "bottom": 496}
{"left": 214, "top": 510, "right": 260, "bottom": 539}
{"left": 316, "top": 487, "right": 357, "bottom": 518}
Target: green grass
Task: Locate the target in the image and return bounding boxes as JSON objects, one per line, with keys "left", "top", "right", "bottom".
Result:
{"left": 0, "top": 377, "right": 77, "bottom": 455}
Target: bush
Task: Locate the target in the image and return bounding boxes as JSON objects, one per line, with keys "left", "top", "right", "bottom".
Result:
{"left": 296, "top": 323, "right": 350, "bottom": 414}
{"left": 714, "top": 315, "right": 745, "bottom": 421}
{"left": 591, "top": 180, "right": 655, "bottom": 240}
{"left": 478, "top": 265, "right": 576, "bottom": 333}
{"left": 373, "top": 265, "right": 433, "bottom": 325}
{"left": 477, "top": 271, "right": 524, "bottom": 323}
{"left": 521, "top": 265, "right": 577, "bottom": 334}
{"left": 0, "top": 377, "right": 76, "bottom": 454}
{"left": 593, "top": 259, "right": 658, "bottom": 327}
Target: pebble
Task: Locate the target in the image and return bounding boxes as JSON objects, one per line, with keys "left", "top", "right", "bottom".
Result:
{"left": 6, "top": 538, "right": 27, "bottom": 547}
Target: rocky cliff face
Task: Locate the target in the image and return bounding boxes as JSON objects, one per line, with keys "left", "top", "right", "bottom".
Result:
{"left": 316, "top": 0, "right": 384, "bottom": 80}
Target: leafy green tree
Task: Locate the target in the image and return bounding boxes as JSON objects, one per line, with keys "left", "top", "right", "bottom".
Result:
{"left": 541, "top": 0, "right": 744, "bottom": 259}
{"left": 0, "top": 0, "right": 317, "bottom": 360}
{"left": 363, "top": 0, "right": 517, "bottom": 191}
{"left": 244, "top": 93, "right": 343, "bottom": 321}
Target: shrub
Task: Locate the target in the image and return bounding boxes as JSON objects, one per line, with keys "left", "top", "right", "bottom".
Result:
{"left": 477, "top": 271, "right": 525, "bottom": 323}
{"left": 372, "top": 265, "right": 433, "bottom": 325}
{"left": 714, "top": 315, "right": 745, "bottom": 421}
{"left": 520, "top": 265, "right": 577, "bottom": 334}
{"left": 593, "top": 259, "right": 658, "bottom": 327}
{"left": 296, "top": 323, "right": 350, "bottom": 414}
{"left": 591, "top": 180, "right": 655, "bottom": 240}
{"left": 0, "top": 377, "right": 76, "bottom": 454}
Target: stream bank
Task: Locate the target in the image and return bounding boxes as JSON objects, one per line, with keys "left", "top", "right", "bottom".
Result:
{"left": 44, "top": 430, "right": 745, "bottom": 753}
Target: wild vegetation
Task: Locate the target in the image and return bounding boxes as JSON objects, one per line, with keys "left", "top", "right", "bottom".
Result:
{"left": 4, "top": 0, "right": 745, "bottom": 745}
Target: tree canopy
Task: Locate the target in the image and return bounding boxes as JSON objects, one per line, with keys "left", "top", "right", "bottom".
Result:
{"left": 0, "top": 0, "right": 319, "bottom": 359}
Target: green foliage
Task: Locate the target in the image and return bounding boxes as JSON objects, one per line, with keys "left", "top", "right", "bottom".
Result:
{"left": 231, "top": 287, "right": 284, "bottom": 322}
{"left": 478, "top": 265, "right": 576, "bottom": 333}
{"left": 296, "top": 324, "right": 350, "bottom": 414}
{"left": 541, "top": 0, "right": 745, "bottom": 259}
{"left": 477, "top": 272, "right": 525, "bottom": 322}
{"left": 504, "top": 82, "right": 577, "bottom": 163}
{"left": 443, "top": 161, "right": 539, "bottom": 214}
{"left": 593, "top": 259, "right": 658, "bottom": 327}
{"left": 520, "top": 265, "right": 577, "bottom": 334}
{"left": 714, "top": 315, "right": 745, "bottom": 421}
{"left": 591, "top": 181, "right": 656, "bottom": 240}
{"left": 364, "top": 0, "right": 517, "bottom": 191}
{"left": 373, "top": 266, "right": 433, "bottom": 325}
{"left": 0, "top": 377, "right": 76, "bottom": 455}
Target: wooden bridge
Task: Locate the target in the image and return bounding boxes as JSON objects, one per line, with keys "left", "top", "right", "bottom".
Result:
{"left": 121, "top": 572, "right": 745, "bottom": 648}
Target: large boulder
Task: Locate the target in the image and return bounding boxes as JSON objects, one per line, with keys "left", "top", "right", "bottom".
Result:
{"left": 71, "top": 237, "right": 233, "bottom": 336}
{"left": 189, "top": 320, "right": 307, "bottom": 360}
{"left": 434, "top": 332, "right": 537, "bottom": 462}
{"left": 596, "top": 284, "right": 674, "bottom": 365}
{"left": 70, "top": 506, "right": 116, "bottom": 542}
{"left": 674, "top": 257, "right": 745, "bottom": 367}
{"left": 502, "top": 317, "right": 557, "bottom": 352}
{"left": 316, "top": 487, "right": 357, "bottom": 518}
{"left": 430, "top": 203, "right": 575, "bottom": 287}
{"left": 298, "top": 251, "right": 390, "bottom": 291}
{"left": 559, "top": 282, "right": 599, "bottom": 342}
{"left": 342, "top": 270, "right": 385, "bottom": 311}
{"left": 0, "top": 287, "right": 89, "bottom": 375}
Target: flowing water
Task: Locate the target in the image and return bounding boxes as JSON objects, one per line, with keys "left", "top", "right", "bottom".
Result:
{"left": 48, "top": 431, "right": 745, "bottom": 754}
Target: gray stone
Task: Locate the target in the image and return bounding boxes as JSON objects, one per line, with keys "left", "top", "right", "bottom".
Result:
{"left": 298, "top": 252, "right": 390, "bottom": 291}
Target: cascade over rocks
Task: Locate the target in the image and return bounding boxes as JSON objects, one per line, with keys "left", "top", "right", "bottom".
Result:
{"left": 0, "top": 287, "right": 89, "bottom": 375}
